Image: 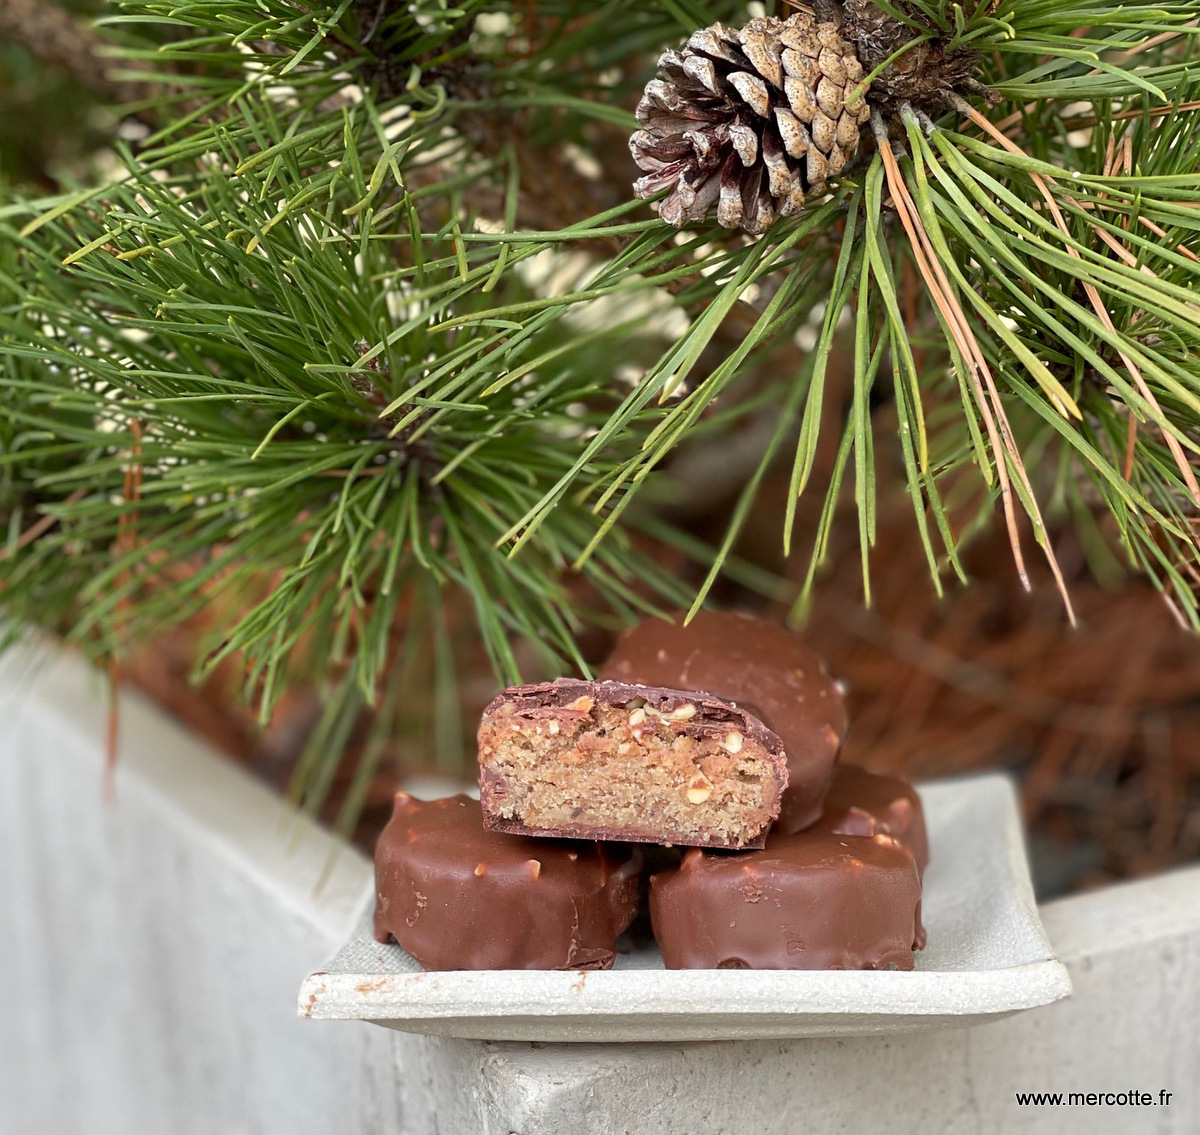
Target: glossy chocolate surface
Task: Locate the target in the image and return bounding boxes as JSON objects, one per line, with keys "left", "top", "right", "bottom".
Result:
{"left": 797, "top": 763, "right": 930, "bottom": 875}
{"left": 649, "top": 829, "right": 921, "bottom": 970}
{"left": 601, "top": 612, "right": 846, "bottom": 831}
{"left": 373, "top": 794, "right": 641, "bottom": 970}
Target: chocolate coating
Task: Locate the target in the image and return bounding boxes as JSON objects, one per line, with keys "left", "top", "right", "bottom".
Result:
{"left": 797, "top": 763, "right": 929, "bottom": 875}
{"left": 649, "top": 830, "right": 921, "bottom": 970}
{"left": 373, "top": 794, "right": 641, "bottom": 971}
{"left": 483, "top": 678, "right": 786, "bottom": 758}
{"left": 601, "top": 612, "right": 846, "bottom": 831}
{"left": 479, "top": 678, "right": 788, "bottom": 849}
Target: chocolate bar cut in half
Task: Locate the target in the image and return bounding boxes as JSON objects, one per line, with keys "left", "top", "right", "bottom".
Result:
{"left": 601, "top": 611, "right": 846, "bottom": 833}
{"left": 478, "top": 679, "right": 788, "bottom": 849}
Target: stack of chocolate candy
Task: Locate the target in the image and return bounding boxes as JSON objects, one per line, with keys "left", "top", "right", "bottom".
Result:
{"left": 373, "top": 612, "right": 928, "bottom": 971}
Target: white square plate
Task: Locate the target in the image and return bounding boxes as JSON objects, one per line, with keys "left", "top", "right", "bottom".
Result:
{"left": 299, "top": 773, "right": 1070, "bottom": 1041}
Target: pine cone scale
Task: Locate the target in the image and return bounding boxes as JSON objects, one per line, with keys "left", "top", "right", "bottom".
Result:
{"left": 774, "top": 108, "right": 810, "bottom": 160}
{"left": 681, "top": 54, "right": 721, "bottom": 95}
{"left": 784, "top": 75, "right": 818, "bottom": 123}
{"left": 817, "top": 77, "right": 844, "bottom": 118}
{"left": 730, "top": 123, "right": 758, "bottom": 167}
{"left": 632, "top": 12, "right": 870, "bottom": 233}
{"left": 825, "top": 50, "right": 850, "bottom": 87}
{"left": 811, "top": 111, "right": 836, "bottom": 154}
{"left": 738, "top": 23, "right": 784, "bottom": 90}
{"left": 728, "top": 72, "right": 772, "bottom": 118}
{"left": 688, "top": 26, "right": 747, "bottom": 68}
{"left": 836, "top": 111, "right": 862, "bottom": 151}
{"left": 761, "top": 131, "right": 788, "bottom": 192}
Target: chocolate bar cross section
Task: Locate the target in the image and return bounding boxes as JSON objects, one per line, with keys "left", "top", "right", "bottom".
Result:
{"left": 478, "top": 678, "right": 788, "bottom": 849}
{"left": 600, "top": 611, "right": 846, "bottom": 832}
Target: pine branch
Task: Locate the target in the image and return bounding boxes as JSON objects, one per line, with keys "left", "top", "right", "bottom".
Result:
{"left": 4, "top": 0, "right": 1200, "bottom": 822}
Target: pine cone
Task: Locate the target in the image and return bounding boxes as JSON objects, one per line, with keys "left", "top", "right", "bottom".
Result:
{"left": 630, "top": 14, "right": 870, "bottom": 234}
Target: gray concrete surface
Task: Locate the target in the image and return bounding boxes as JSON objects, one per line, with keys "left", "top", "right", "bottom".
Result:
{"left": 1, "top": 644, "right": 1197, "bottom": 1134}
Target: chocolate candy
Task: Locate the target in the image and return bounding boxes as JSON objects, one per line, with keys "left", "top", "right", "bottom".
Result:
{"left": 796, "top": 763, "right": 930, "bottom": 875}
{"left": 649, "top": 830, "right": 921, "bottom": 970}
{"left": 373, "top": 794, "right": 641, "bottom": 970}
{"left": 800, "top": 764, "right": 929, "bottom": 949}
{"left": 601, "top": 611, "right": 846, "bottom": 832}
{"left": 478, "top": 678, "right": 787, "bottom": 849}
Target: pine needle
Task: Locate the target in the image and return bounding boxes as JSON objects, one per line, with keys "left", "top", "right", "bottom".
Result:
{"left": 957, "top": 98, "right": 1200, "bottom": 509}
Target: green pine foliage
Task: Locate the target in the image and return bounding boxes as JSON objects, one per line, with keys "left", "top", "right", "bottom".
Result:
{"left": 2, "top": 1, "right": 1198, "bottom": 819}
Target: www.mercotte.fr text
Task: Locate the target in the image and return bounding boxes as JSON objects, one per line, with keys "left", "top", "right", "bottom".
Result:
{"left": 1015, "top": 1090, "right": 1173, "bottom": 1107}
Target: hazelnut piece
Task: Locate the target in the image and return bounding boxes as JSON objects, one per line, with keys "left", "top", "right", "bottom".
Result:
{"left": 686, "top": 773, "right": 713, "bottom": 804}
{"left": 720, "top": 730, "right": 744, "bottom": 754}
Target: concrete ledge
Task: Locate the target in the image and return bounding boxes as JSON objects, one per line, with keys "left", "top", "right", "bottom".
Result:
{"left": 460, "top": 866, "right": 1199, "bottom": 1135}
{"left": 3, "top": 642, "right": 1198, "bottom": 1134}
